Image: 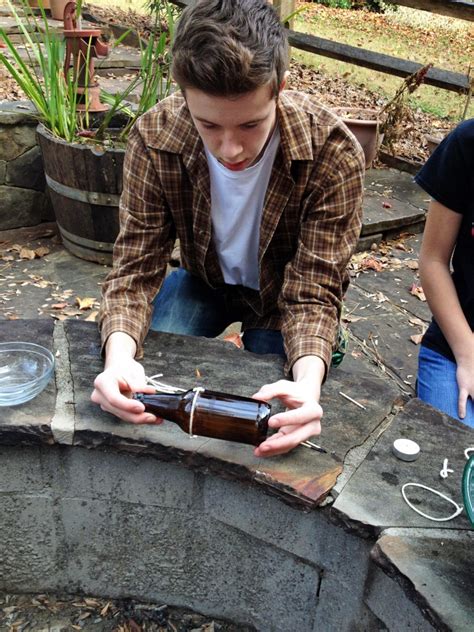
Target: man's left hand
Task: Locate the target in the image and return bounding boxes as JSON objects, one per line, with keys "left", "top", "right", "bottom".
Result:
{"left": 252, "top": 374, "right": 323, "bottom": 457}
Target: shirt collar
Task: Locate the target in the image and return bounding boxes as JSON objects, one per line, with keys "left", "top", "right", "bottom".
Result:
{"left": 145, "top": 90, "right": 315, "bottom": 166}
{"left": 277, "top": 91, "right": 314, "bottom": 165}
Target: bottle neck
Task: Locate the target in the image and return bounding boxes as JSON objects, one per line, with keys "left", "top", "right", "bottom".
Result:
{"left": 133, "top": 391, "right": 193, "bottom": 426}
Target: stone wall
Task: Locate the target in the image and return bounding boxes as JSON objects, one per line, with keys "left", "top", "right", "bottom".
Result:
{"left": 0, "top": 101, "right": 54, "bottom": 230}
{"left": 0, "top": 443, "right": 432, "bottom": 632}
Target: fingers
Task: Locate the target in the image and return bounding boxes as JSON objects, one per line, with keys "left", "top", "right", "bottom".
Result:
{"left": 253, "top": 380, "right": 293, "bottom": 402}
{"left": 91, "top": 366, "right": 160, "bottom": 425}
{"left": 268, "top": 401, "right": 323, "bottom": 429}
{"left": 254, "top": 420, "right": 322, "bottom": 457}
{"left": 458, "top": 387, "right": 468, "bottom": 420}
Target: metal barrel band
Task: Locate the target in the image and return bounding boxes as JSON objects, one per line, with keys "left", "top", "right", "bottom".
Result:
{"left": 45, "top": 174, "right": 121, "bottom": 206}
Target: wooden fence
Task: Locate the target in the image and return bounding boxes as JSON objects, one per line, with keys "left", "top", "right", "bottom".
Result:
{"left": 170, "top": 0, "right": 473, "bottom": 94}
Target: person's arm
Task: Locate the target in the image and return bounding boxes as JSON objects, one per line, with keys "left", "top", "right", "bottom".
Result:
{"left": 253, "top": 122, "right": 365, "bottom": 458}
{"left": 91, "top": 332, "right": 160, "bottom": 424}
{"left": 98, "top": 122, "right": 175, "bottom": 357}
{"left": 253, "top": 355, "right": 324, "bottom": 457}
{"left": 419, "top": 200, "right": 474, "bottom": 418}
{"left": 92, "top": 118, "right": 175, "bottom": 422}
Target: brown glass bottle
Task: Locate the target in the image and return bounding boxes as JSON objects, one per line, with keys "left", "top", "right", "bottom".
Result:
{"left": 133, "top": 389, "right": 271, "bottom": 446}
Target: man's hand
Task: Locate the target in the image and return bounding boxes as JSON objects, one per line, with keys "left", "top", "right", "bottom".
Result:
{"left": 91, "top": 332, "right": 160, "bottom": 424}
{"left": 252, "top": 355, "right": 325, "bottom": 457}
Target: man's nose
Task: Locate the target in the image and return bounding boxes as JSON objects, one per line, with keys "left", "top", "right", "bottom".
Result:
{"left": 220, "top": 133, "right": 243, "bottom": 161}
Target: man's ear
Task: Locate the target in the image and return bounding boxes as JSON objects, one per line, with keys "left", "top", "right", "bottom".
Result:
{"left": 279, "top": 70, "right": 290, "bottom": 93}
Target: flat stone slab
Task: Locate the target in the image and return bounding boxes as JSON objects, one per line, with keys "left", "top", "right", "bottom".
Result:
{"left": 372, "top": 528, "right": 474, "bottom": 631}
{"left": 362, "top": 190, "right": 425, "bottom": 237}
{"left": 365, "top": 168, "right": 428, "bottom": 211}
{"left": 344, "top": 284, "right": 420, "bottom": 391}
{"left": 65, "top": 320, "right": 399, "bottom": 508}
{"left": 0, "top": 319, "right": 55, "bottom": 445}
{"left": 353, "top": 262, "right": 432, "bottom": 323}
{"left": 333, "top": 397, "right": 474, "bottom": 534}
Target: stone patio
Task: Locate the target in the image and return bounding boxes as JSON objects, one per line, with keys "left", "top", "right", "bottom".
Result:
{"left": 0, "top": 205, "right": 473, "bottom": 630}
{"left": 1, "top": 7, "right": 473, "bottom": 631}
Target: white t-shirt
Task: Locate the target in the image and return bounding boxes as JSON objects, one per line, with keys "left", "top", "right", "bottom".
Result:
{"left": 205, "top": 127, "right": 280, "bottom": 290}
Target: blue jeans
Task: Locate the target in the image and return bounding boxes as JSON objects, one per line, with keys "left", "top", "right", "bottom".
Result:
{"left": 417, "top": 345, "right": 474, "bottom": 428}
{"left": 150, "top": 268, "right": 286, "bottom": 357}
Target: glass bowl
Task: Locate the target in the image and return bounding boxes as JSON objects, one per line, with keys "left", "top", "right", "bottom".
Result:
{"left": 0, "top": 342, "right": 55, "bottom": 406}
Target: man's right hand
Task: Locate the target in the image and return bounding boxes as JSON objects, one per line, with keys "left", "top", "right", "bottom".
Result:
{"left": 90, "top": 332, "right": 161, "bottom": 424}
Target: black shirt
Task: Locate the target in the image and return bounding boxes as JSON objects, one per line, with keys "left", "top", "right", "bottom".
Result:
{"left": 414, "top": 119, "right": 474, "bottom": 361}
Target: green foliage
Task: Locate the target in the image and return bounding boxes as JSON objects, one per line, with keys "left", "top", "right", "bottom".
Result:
{"left": 0, "top": 0, "right": 80, "bottom": 141}
{"left": 313, "top": 0, "right": 394, "bottom": 11}
{"left": 351, "top": 0, "right": 395, "bottom": 12}
{"left": 314, "top": 0, "right": 352, "bottom": 9}
{"left": 0, "top": 0, "right": 178, "bottom": 143}
{"left": 97, "top": 0, "right": 177, "bottom": 141}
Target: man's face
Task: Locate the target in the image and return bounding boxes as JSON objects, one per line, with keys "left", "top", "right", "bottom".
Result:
{"left": 185, "top": 84, "right": 277, "bottom": 172}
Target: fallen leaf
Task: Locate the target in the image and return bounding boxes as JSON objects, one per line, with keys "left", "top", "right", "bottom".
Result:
{"left": 78, "top": 612, "right": 92, "bottom": 620}
{"left": 342, "top": 314, "right": 365, "bottom": 323}
{"left": 406, "top": 260, "right": 419, "bottom": 270}
{"left": 382, "top": 201, "right": 392, "bottom": 208}
{"left": 75, "top": 296, "right": 96, "bottom": 310}
{"left": 19, "top": 247, "right": 36, "bottom": 259}
{"left": 85, "top": 310, "right": 98, "bottom": 322}
{"left": 100, "top": 602, "right": 112, "bottom": 617}
{"left": 195, "top": 368, "right": 201, "bottom": 378}
{"left": 410, "top": 333, "right": 424, "bottom": 345}
{"left": 409, "top": 283, "right": 426, "bottom": 301}
{"left": 34, "top": 246, "right": 50, "bottom": 257}
{"left": 52, "top": 302, "right": 68, "bottom": 309}
{"left": 408, "top": 316, "right": 426, "bottom": 327}
{"left": 223, "top": 333, "right": 243, "bottom": 348}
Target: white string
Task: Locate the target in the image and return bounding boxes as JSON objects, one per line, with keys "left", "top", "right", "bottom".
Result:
{"left": 439, "top": 458, "right": 453, "bottom": 479}
{"left": 189, "top": 387, "right": 204, "bottom": 438}
{"left": 401, "top": 483, "right": 463, "bottom": 522}
{"left": 465, "top": 447, "right": 474, "bottom": 460}
{"left": 145, "top": 374, "right": 186, "bottom": 394}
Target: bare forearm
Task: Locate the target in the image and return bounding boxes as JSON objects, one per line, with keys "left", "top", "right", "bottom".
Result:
{"left": 292, "top": 355, "right": 325, "bottom": 399}
{"left": 420, "top": 260, "right": 474, "bottom": 362}
{"left": 105, "top": 331, "right": 137, "bottom": 368}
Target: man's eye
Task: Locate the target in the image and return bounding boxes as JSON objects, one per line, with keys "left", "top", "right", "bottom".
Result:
{"left": 242, "top": 123, "right": 258, "bottom": 129}
{"left": 202, "top": 123, "right": 217, "bottom": 130}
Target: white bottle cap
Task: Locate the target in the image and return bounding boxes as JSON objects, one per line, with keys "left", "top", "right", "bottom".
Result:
{"left": 392, "top": 438, "right": 420, "bottom": 462}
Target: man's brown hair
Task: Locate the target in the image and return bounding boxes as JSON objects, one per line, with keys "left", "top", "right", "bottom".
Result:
{"left": 171, "top": 0, "right": 289, "bottom": 97}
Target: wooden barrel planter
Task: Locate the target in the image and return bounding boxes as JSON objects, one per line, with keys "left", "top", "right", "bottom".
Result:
{"left": 37, "top": 124, "right": 124, "bottom": 265}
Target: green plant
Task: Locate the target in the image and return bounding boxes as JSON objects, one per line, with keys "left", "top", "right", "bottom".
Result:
{"left": 0, "top": 0, "right": 81, "bottom": 140}
{"left": 0, "top": 0, "right": 177, "bottom": 143}
{"left": 97, "top": 0, "right": 176, "bottom": 141}
{"left": 314, "top": 0, "right": 352, "bottom": 9}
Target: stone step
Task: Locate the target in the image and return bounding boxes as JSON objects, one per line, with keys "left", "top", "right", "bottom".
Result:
{"left": 370, "top": 528, "right": 474, "bottom": 631}
{"left": 361, "top": 168, "right": 427, "bottom": 243}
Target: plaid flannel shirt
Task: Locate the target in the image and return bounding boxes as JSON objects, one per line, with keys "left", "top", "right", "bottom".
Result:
{"left": 99, "top": 91, "right": 364, "bottom": 373}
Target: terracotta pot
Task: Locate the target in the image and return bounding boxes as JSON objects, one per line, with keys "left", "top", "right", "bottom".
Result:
{"left": 28, "top": 0, "right": 51, "bottom": 7}
{"left": 50, "top": 0, "right": 68, "bottom": 20}
{"left": 333, "top": 107, "right": 382, "bottom": 168}
{"left": 425, "top": 130, "right": 450, "bottom": 155}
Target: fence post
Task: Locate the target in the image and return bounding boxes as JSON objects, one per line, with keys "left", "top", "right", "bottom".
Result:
{"left": 272, "top": 0, "right": 296, "bottom": 28}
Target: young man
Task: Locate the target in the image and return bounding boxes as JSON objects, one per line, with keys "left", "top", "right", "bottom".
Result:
{"left": 91, "top": 0, "right": 365, "bottom": 457}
